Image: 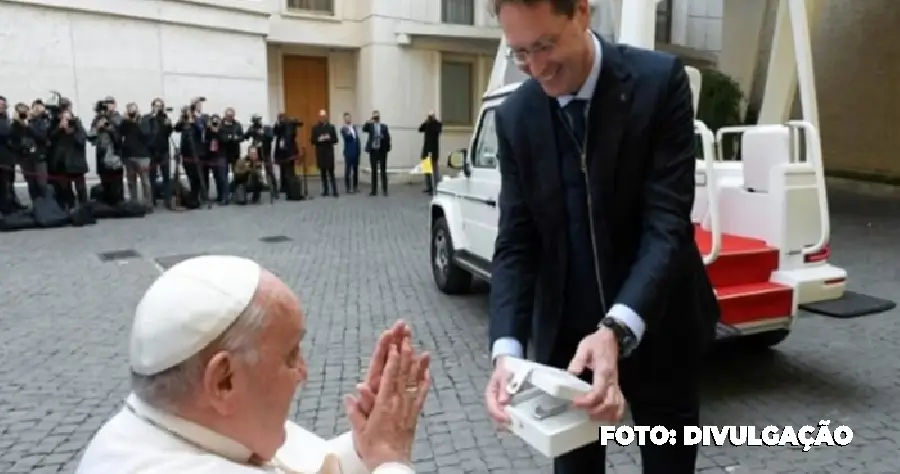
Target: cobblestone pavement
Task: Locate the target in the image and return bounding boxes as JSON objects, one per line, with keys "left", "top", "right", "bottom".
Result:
{"left": 0, "top": 184, "right": 898, "bottom": 473}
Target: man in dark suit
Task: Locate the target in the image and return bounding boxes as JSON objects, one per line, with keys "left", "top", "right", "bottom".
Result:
{"left": 418, "top": 111, "right": 442, "bottom": 194}
{"left": 482, "top": 1, "right": 719, "bottom": 473}
{"left": 362, "top": 110, "right": 391, "bottom": 196}
{"left": 311, "top": 109, "right": 339, "bottom": 197}
{"left": 340, "top": 112, "right": 361, "bottom": 193}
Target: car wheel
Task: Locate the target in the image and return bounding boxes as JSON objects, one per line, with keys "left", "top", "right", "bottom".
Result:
{"left": 431, "top": 217, "right": 472, "bottom": 294}
{"left": 739, "top": 329, "right": 790, "bottom": 350}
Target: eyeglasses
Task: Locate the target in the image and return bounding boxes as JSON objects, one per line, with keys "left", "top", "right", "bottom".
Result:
{"left": 506, "top": 37, "right": 560, "bottom": 66}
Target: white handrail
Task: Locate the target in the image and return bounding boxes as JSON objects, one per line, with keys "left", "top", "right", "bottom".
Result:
{"left": 715, "top": 125, "right": 762, "bottom": 161}
{"left": 695, "top": 120, "right": 721, "bottom": 265}
{"left": 787, "top": 120, "right": 830, "bottom": 256}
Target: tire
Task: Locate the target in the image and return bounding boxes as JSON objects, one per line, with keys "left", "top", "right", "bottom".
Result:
{"left": 739, "top": 329, "right": 790, "bottom": 350}
{"left": 431, "top": 217, "right": 472, "bottom": 294}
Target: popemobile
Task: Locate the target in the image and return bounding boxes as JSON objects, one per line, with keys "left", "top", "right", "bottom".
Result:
{"left": 427, "top": 0, "right": 893, "bottom": 350}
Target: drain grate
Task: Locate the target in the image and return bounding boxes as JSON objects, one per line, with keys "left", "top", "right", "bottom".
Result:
{"left": 98, "top": 249, "right": 141, "bottom": 262}
{"left": 154, "top": 253, "right": 208, "bottom": 270}
{"left": 259, "top": 235, "right": 292, "bottom": 243}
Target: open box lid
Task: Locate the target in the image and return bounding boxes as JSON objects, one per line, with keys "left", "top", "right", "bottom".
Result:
{"left": 505, "top": 357, "right": 592, "bottom": 401}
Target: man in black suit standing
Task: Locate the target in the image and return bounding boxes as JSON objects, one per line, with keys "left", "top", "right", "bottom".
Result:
{"left": 362, "top": 110, "right": 391, "bottom": 196}
{"left": 311, "top": 109, "right": 339, "bottom": 197}
{"left": 482, "top": 1, "right": 718, "bottom": 473}
{"left": 418, "top": 111, "right": 442, "bottom": 194}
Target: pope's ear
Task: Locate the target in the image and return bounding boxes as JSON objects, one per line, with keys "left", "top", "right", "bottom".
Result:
{"left": 203, "top": 352, "right": 236, "bottom": 409}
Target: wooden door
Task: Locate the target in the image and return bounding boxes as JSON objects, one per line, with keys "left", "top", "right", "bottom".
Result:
{"left": 282, "top": 55, "right": 328, "bottom": 175}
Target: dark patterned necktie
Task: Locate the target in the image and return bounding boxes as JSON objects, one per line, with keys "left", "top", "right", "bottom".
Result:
{"left": 564, "top": 99, "right": 587, "bottom": 145}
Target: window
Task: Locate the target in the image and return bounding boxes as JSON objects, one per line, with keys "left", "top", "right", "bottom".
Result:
{"left": 656, "top": 0, "right": 673, "bottom": 43}
{"left": 472, "top": 109, "right": 498, "bottom": 169}
{"left": 440, "top": 60, "right": 474, "bottom": 126}
{"left": 285, "top": 0, "right": 334, "bottom": 15}
{"left": 442, "top": 0, "right": 475, "bottom": 25}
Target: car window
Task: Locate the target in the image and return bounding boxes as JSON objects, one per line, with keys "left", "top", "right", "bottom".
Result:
{"left": 472, "top": 109, "right": 498, "bottom": 169}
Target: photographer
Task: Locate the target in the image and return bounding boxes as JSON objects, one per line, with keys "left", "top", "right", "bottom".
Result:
{"left": 119, "top": 103, "right": 154, "bottom": 210}
{"left": 10, "top": 102, "right": 50, "bottom": 202}
{"left": 203, "top": 114, "right": 229, "bottom": 204}
{"left": 231, "top": 145, "right": 264, "bottom": 204}
{"left": 48, "top": 97, "right": 89, "bottom": 209}
{"left": 363, "top": 109, "right": 391, "bottom": 196}
{"left": 273, "top": 113, "right": 301, "bottom": 194}
{"left": 220, "top": 107, "right": 243, "bottom": 176}
{"left": 174, "top": 99, "right": 206, "bottom": 204}
{"left": 418, "top": 111, "right": 442, "bottom": 194}
{"left": 89, "top": 98, "right": 124, "bottom": 205}
{"left": 143, "top": 98, "right": 174, "bottom": 209}
{"left": 244, "top": 114, "right": 277, "bottom": 196}
{"left": 0, "top": 96, "right": 14, "bottom": 212}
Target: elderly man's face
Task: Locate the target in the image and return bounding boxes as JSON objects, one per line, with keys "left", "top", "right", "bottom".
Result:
{"left": 216, "top": 273, "right": 307, "bottom": 459}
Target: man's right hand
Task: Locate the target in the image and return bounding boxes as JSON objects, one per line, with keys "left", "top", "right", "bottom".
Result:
{"left": 484, "top": 356, "right": 511, "bottom": 426}
{"left": 345, "top": 339, "right": 430, "bottom": 471}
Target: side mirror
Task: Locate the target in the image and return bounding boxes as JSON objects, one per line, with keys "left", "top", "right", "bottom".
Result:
{"left": 446, "top": 148, "right": 467, "bottom": 170}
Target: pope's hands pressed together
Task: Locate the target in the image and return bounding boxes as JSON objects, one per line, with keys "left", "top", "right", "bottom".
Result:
{"left": 345, "top": 321, "right": 431, "bottom": 470}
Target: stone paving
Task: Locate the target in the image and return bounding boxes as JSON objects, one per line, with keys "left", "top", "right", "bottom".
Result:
{"left": 0, "top": 183, "right": 898, "bottom": 473}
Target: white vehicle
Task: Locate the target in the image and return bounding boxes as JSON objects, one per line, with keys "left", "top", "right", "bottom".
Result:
{"left": 429, "top": 81, "right": 848, "bottom": 347}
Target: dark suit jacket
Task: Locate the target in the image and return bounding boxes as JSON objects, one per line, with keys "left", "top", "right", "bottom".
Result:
{"left": 340, "top": 124, "right": 361, "bottom": 165}
{"left": 362, "top": 121, "right": 391, "bottom": 154}
{"left": 310, "top": 122, "right": 338, "bottom": 168}
{"left": 418, "top": 118, "right": 442, "bottom": 158}
{"left": 489, "top": 39, "right": 719, "bottom": 365}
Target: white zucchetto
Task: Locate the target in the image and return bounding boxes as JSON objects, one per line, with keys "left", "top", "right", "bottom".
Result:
{"left": 130, "top": 255, "right": 262, "bottom": 376}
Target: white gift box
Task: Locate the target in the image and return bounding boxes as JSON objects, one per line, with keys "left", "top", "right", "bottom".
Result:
{"left": 502, "top": 357, "right": 602, "bottom": 458}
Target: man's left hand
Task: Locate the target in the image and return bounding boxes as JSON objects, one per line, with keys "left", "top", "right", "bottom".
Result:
{"left": 567, "top": 328, "right": 626, "bottom": 422}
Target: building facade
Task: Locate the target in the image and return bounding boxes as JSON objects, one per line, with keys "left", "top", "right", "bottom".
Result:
{"left": 662, "top": 0, "right": 900, "bottom": 179}
{"left": 0, "top": 0, "right": 500, "bottom": 177}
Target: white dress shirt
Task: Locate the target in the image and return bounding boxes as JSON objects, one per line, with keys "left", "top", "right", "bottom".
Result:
{"left": 75, "top": 394, "right": 415, "bottom": 474}
{"left": 491, "top": 31, "right": 646, "bottom": 361}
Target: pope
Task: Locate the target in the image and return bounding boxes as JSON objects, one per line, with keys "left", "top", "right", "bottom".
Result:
{"left": 76, "top": 255, "right": 430, "bottom": 473}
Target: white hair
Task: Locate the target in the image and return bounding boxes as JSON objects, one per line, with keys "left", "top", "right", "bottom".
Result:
{"left": 131, "top": 301, "right": 269, "bottom": 411}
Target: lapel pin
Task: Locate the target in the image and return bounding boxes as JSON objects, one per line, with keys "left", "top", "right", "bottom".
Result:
{"left": 620, "top": 93, "right": 627, "bottom": 102}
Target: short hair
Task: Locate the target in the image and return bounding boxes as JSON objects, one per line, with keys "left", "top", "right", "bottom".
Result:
{"left": 488, "top": 0, "right": 577, "bottom": 17}
{"left": 130, "top": 300, "right": 269, "bottom": 412}
{"left": 343, "top": 112, "right": 350, "bottom": 116}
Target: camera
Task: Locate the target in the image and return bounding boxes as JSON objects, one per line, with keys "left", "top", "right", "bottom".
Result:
{"left": 94, "top": 99, "right": 113, "bottom": 115}
{"left": 15, "top": 104, "right": 28, "bottom": 121}
{"left": 190, "top": 96, "right": 206, "bottom": 113}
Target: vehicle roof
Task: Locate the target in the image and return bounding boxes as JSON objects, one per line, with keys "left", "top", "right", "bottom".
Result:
{"left": 482, "top": 82, "right": 523, "bottom": 101}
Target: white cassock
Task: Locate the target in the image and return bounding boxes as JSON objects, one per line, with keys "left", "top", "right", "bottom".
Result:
{"left": 75, "top": 255, "right": 415, "bottom": 474}
{"left": 76, "top": 394, "right": 412, "bottom": 473}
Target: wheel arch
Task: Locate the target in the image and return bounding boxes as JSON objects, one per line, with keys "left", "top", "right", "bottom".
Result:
{"left": 430, "top": 197, "right": 470, "bottom": 251}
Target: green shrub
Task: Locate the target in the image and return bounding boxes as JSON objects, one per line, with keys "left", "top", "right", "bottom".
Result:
{"left": 696, "top": 68, "right": 743, "bottom": 160}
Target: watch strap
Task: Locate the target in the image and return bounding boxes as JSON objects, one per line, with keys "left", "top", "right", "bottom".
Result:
{"left": 600, "top": 317, "right": 637, "bottom": 358}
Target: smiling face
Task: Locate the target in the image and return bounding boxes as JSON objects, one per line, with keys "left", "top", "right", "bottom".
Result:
{"left": 498, "top": 0, "right": 593, "bottom": 97}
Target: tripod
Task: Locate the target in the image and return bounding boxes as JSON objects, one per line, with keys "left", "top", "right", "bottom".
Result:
{"left": 297, "top": 147, "right": 311, "bottom": 200}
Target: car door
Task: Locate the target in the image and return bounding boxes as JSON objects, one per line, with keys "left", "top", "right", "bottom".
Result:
{"left": 461, "top": 107, "right": 501, "bottom": 263}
